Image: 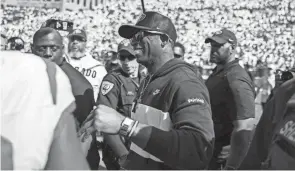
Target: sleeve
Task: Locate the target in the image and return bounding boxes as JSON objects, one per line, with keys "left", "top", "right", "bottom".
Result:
{"left": 96, "top": 74, "right": 120, "bottom": 110}
{"left": 60, "top": 62, "right": 95, "bottom": 125}
{"left": 144, "top": 80, "right": 215, "bottom": 169}
{"left": 228, "top": 73, "right": 255, "bottom": 120}
{"left": 45, "top": 102, "right": 89, "bottom": 170}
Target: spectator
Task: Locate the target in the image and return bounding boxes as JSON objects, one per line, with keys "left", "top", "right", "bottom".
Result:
{"left": 66, "top": 29, "right": 107, "bottom": 101}
{"left": 6, "top": 36, "right": 24, "bottom": 51}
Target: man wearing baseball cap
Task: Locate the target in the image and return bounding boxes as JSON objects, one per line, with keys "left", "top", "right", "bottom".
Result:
{"left": 94, "top": 39, "right": 144, "bottom": 170}
{"left": 67, "top": 29, "right": 107, "bottom": 101}
{"left": 205, "top": 28, "right": 255, "bottom": 169}
{"left": 79, "top": 11, "right": 214, "bottom": 170}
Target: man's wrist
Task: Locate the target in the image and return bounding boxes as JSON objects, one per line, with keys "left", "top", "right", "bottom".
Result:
{"left": 118, "top": 117, "right": 138, "bottom": 138}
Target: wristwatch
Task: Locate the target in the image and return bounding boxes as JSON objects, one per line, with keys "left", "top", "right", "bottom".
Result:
{"left": 119, "top": 117, "right": 135, "bottom": 137}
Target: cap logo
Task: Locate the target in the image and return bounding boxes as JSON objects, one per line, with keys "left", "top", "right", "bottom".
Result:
{"left": 213, "top": 30, "right": 223, "bottom": 36}
{"left": 136, "top": 13, "right": 146, "bottom": 23}
{"left": 73, "top": 29, "right": 82, "bottom": 34}
{"left": 228, "top": 38, "right": 234, "bottom": 43}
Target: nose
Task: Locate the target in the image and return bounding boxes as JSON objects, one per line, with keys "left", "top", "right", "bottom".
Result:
{"left": 44, "top": 47, "right": 53, "bottom": 59}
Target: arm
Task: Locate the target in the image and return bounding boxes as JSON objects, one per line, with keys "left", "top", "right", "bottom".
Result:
{"left": 59, "top": 62, "right": 95, "bottom": 125}
{"left": 124, "top": 80, "right": 215, "bottom": 169}
{"left": 226, "top": 77, "right": 255, "bottom": 169}
{"left": 97, "top": 75, "right": 129, "bottom": 157}
{"left": 45, "top": 102, "right": 90, "bottom": 170}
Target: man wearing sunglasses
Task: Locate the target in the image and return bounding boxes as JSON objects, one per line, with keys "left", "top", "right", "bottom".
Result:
{"left": 205, "top": 28, "right": 255, "bottom": 170}
{"left": 67, "top": 29, "right": 107, "bottom": 101}
{"left": 97, "top": 39, "right": 145, "bottom": 170}
{"left": 79, "top": 11, "right": 214, "bottom": 170}
{"left": 31, "top": 27, "right": 100, "bottom": 170}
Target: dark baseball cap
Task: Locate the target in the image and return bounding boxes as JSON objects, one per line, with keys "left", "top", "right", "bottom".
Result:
{"left": 205, "top": 28, "right": 237, "bottom": 45}
{"left": 68, "top": 29, "right": 87, "bottom": 41}
{"left": 117, "top": 39, "right": 135, "bottom": 56}
{"left": 118, "top": 11, "right": 177, "bottom": 42}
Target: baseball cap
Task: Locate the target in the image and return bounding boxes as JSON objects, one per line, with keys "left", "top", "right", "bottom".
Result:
{"left": 68, "top": 29, "right": 87, "bottom": 41}
{"left": 205, "top": 28, "right": 237, "bottom": 46}
{"left": 118, "top": 11, "right": 177, "bottom": 42}
{"left": 117, "top": 39, "right": 135, "bottom": 56}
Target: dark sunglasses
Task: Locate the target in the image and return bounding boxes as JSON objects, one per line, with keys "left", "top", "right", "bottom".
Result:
{"left": 131, "top": 30, "right": 172, "bottom": 45}
{"left": 69, "top": 36, "right": 86, "bottom": 42}
{"left": 174, "top": 54, "right": 183, "bottom": 58}
{"left": 119, "top": 54, "right": 136, "bottom": 61}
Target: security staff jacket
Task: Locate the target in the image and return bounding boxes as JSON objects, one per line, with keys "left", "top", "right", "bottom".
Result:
{"left": 124, "top": 59, "right": 215, "bottom": 170}
{"left": 96, "top": 68, "right": 144, "bottom": 117}
{"left": 205, "top": 59, "right": 255, "bottom": 166}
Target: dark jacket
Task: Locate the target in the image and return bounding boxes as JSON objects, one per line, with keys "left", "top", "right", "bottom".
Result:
{"left": 60, "top": 61, "right": 95, "bottom": 125}
{"left": 125, "top": 59, "right": 215, "bottom": 170}
{"left": 240, "top": 77, "right": 295, "bottom": 169}
{"left": 59, "top": 61, "right": 98, "bottom": 170}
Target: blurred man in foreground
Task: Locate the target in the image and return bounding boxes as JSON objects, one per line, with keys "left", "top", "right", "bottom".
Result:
{"left": 240, "top": 69, "right": 295, "bottom": 169}
{"left": 0, "top": 51, "right": 89, "bottom": 170}
{"left": 240, "top": 75, "right": 295, "bottom": 169}
{"left": 31, "top": 27, "right": 100, "bottom": 169}
{"left": 79, "top": 11, "right": 214, "bottom": 170}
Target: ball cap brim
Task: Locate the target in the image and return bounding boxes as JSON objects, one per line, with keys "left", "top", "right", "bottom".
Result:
{"left": 118, "top": 11, "right": 177, "bottom": 42}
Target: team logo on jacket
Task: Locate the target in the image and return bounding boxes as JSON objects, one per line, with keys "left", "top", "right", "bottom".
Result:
{"left": 153, "top": 89, "right": 160, "bottom": 96}
{"left": 187, "top": 97, "right": 204, "bottom": 104}
{"left": 279, "top": 120, "right": 295, "bottom": 143}
{"left": 101, "top": 81, "right": 114, "bottom": 95}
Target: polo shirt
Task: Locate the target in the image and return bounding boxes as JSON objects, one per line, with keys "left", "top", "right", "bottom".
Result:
{"left": 205, "top": 59, "right": 255, "bottom": 162}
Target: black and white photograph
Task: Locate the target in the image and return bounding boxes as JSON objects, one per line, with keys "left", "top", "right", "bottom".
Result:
{"left": 1, "top": 0, "right": 295, "bottom": 170}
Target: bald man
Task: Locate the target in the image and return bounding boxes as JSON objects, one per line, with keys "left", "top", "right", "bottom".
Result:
{"left": 31, "top": 27, "right": 100, "bottom": 170}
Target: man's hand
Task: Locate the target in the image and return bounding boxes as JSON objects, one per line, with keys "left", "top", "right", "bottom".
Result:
{"left": 78, "top": 105, "right": 125, "bottom": 141}
{"left": 79, "top": 133, "right": 93, "bottom": 157}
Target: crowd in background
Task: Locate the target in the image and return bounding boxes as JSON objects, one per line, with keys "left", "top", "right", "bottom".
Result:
{"left": 1, "top": 0, "right": 295, "bottom": 75}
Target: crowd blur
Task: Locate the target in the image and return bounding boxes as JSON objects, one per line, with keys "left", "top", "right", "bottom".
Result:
{"left": 1, "top": 0, "right": 295, "bottom": 74}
